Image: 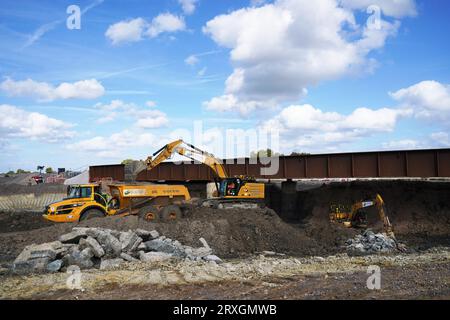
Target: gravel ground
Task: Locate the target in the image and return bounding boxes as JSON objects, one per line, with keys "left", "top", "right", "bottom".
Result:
{"left": 1, "top": 248, "right": 448, "bottom": 299}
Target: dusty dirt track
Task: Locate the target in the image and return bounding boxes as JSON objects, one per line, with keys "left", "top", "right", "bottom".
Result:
{"left": 0, "top": 181, "right": 449, "bottom": 299}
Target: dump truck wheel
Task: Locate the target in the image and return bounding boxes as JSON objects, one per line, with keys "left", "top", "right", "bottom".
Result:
{"left": 138, "top": 205, "right": 160, "bottom": 222}
{"left": 160, "top": 205, "right": 181, "bottom": 222}
{"left": 80, "top": 209, "right": 104, "bottom": 221}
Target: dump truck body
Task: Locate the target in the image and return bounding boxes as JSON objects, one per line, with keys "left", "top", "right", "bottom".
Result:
{"left": 43, "top": 183, "right": 190, "bottom": 223}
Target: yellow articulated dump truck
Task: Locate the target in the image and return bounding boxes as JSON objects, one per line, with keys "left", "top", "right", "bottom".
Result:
{"left": 43, "top": 183, "right": 190, "bottom": 223}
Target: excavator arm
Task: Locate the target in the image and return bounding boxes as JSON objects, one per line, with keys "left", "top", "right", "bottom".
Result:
{"left": 146, "top": 139, "right": 228, "bottom": 179}
{"left": 374, "top": 194, "right": 395, "bottom": 238}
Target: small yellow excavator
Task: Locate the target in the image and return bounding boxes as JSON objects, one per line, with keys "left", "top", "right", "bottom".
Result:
{"left": 329, "top": 194, "right": 395, "bottom": 237}
{"left": 146, "top": 139, "right": 265, "bottom": 209}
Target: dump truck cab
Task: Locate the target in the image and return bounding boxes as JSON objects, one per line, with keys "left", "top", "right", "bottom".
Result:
{"left": 43, "top": 184, "right": 109, "bottom": 223}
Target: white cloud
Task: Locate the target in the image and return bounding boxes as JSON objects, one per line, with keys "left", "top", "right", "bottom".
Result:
{"left": 0, "top": 78, "right": 105, "bottom": 102}
{"left": 146, "top": 100, "right": 157, "bottom": 107}
{"left": 0, "top": 104, "right": 74, "bottom": 142}
{"left": 203, "top": 94, "right": 277, "bottom": 115}
{"left": 178, "top": 0, "right": 198, "bottom": 15}
{"left": 95, "top": 100, "right": 168, "bottom": 128}
{"left": 66, "top": 130, "right": 157, "bottom": 158}
{"left": 106, "top": 13, "right": 185, "bottom": 45}
{"left": 260, "top": 104, "right": 410, "bottom": 151}
{"left": 390, "top": 80, "right": 450, "bottom": 123}
{"left": 203, "top": 0, "right": 411, "bottom": 113}
{"left": 184, "top": 50, "right": 220, "bottom": 66}
{"left": 146, "top": 13, "right": 186, "bottom": 38}
{"left": 185, "top": 55, "right": 199, "bottom": 66}
{"left": 339, "top": 0, "right": 417, "bottom": 18}
{"left": 430, "top": 132, "right": 450, "bottom": 147}
{"left": 381, "top": 139, "right": 420, "bottom": 150}
{"left": 135, "top": 111, "right": 169, "bottom": 129}
{"left": 105, "top": 18, "right": 147, "bottom": 45}
{"left": 382, "top": 131, "right": 450, "bottom": 150}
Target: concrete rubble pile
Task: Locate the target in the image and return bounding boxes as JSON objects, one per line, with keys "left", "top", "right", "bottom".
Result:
{"left": 12, "top": 227, "right": 222, "bottom": 273}
{"left": 345, "top": 229, "right": 401, "bottom": 254}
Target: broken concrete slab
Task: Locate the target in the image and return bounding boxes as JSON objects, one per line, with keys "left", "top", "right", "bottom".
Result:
{"left": 191, "top": 247, "right": 213, "bottom": 258}
{"left": 80, "top": 247, "right": 94, "bottom": 259}
{"left": 139, "top": 251, "right": 173, "bottom": 263}
{"left": 13, "top": 257, "right": 51, "bottom": 273}
{"left": 59, "top": 229, "right": 89, "bottom": 244}
{"left": 64, "top": 249, "right": 94, "bottom": 269}
{"left": 199, "top": 237, "right": 211, "bottom": 250}
{"left": 203, "top": 255, "right": 223, "bottom": 264}
{"left": 46, "top": 259, "right": 64, "bottom": 273}
{"left": 99, "top": 258, "right": 125, "bottom": 270}
{"left": 119, "top": 231, "right": 142, "bottom": 252}
{"left": 120, "top": 252, "right": 139, "bottom": 262}
{"left": 135, "top": 229, "right": 159, "bottom": 241}
{"left": 346, "top": 231, "right": 401, "bottom": 254}
{"left": 14, "top": 241, "right": 63, "bottom": 265}
{"left": 30, "top": 249, "right": 57, "bottom": 261}
{"left": 96, "top": 232, "right": 122, "bottom": 257}
{"left": 85, "top": 236, "right": 105, "bottom": 258}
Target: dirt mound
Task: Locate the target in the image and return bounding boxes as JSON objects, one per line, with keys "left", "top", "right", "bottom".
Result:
{"left": 0, "top": 183, "right": 66, "bottom": 196}
{"left": 0, "top": 211, "right": 53, "bottom": 233}
{"left": 0, "top": 207, "right": 322, "bottom": 263}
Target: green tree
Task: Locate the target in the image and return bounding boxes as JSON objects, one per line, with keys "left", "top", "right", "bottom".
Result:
{"left": 16, "top": 169, "right": 31, "bottom": 174}
{"left": 121, "top": 159, "right": 136, "bottom": 165}
{"left": 45, "top": 167, "right": 54, "bottom": 174}
{"left": 250, "top": 149, "right": 281, "bottom": 158}
{"left": 289, "top": 151, "right": 310, "bottom": 156}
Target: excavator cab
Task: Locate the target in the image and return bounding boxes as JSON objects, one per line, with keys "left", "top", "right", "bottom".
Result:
{"left": 219, "top": 178, "right": 242, "bottom": 197}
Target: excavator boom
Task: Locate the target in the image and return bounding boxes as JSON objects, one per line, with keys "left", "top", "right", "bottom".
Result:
{"left": 145, "top": 139, "right": 265, "bottom": 206}
{"left": 146, "top": 139, "right": 228, "bottom": 179}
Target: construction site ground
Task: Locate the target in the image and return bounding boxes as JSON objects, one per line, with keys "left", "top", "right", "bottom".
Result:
{"left": 0, "top": 181, "right": 449, "bottom": 299}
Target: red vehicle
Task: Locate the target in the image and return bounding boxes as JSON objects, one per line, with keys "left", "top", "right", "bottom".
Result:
{"left": 32, "top": 175, "right": 43, "bottom": 184}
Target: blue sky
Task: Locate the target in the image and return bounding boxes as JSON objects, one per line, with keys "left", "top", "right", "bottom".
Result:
{"left": 0, "top": 0, "right": 449, "bottom": 172}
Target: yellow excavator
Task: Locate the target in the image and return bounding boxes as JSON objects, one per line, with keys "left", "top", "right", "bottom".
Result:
{"left": 329, "top": 194, "right": 395, "bottom": 238}
{"left": 146, "top": 139, "right": 265, "bottom": 209}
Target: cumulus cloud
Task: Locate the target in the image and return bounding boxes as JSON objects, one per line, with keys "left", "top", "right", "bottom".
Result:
{"left": 260, "top": 104, "right": 410, "bottom": 151}
{"left": 0, "top": 104, "right": 74, "bottom": 142}
{"left": 390, "top": 80, "right": 450, "bottom": 124}
{"left": 185, "top": 55, "right": 199, "bottom": 66}
{"left": 95, "top": 100, "right": 168, "bottom": 128}
{"left": 203, "top": 0, "right": 413, "bottom": 114}
{"left": 106, "top": 13, "right": 185, "bottom": 45}
{"left": 105, "top": 18, "right": 147, "bottom": 45}
{"left": 178, "top": 0, "right": 198, "bottom": 15}
{"left": 147, "top": 13, "right": 186, "bottom": 38}
{"left": 66, "top": 130, "right": 156, "bottom": 158}
{"left": 203, "top": 94, "right": 277, "bottom": 115}
{"left": 0, "top": 78, "right": 105, "bottom": 102}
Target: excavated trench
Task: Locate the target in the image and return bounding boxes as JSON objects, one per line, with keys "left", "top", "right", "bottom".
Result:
{"left": 0, "top": 181, "right": 449, "bottom": 264}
